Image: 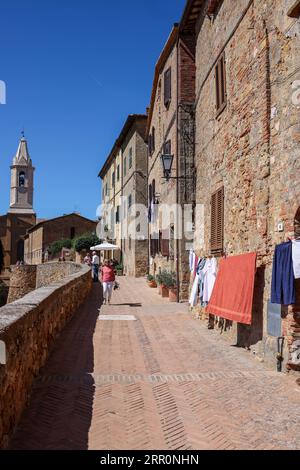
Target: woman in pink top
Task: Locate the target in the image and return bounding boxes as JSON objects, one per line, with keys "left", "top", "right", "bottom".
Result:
{"left": 101, "top": 259, "right": 116, "bottom": 305}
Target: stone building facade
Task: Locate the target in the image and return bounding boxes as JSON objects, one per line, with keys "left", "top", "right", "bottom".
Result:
{"left": 24, "top": 213, "right": 97, "bottom": 264}
{"left": 180, "top": 0, "right": 300, "bottom": 371}
{"left": 0, "top": 137, "right": 36, "bottom": 284}
{"left": 99, "top": 115, "right": 148, "bottom": 277}
{"left": 147, "top": 24, "right": 196, "bottom": 300}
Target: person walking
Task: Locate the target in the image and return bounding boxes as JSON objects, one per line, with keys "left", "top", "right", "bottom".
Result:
{"left": 84, "top": 253, "right": 92, "bottom": 266}
{"left": 92, "top": 251, "right": 100, "bottom": 282}
{"left": 101, "top": 259, "right": 116, "bottom": 305}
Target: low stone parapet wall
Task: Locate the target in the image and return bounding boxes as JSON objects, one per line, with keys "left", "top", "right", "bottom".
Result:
{"left": 0, "top": 264, "right": 92, "bottom": 448}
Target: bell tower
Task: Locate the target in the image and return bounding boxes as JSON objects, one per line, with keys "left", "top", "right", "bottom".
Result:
{"left": 8, "top": 134, "right": 35, "bottom": 215}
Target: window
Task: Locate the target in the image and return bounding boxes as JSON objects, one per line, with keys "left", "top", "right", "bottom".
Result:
{"left": 124, "top": 156, "right": 127, "bottom": 176}
{"left": 211, "top": 187, "right": 224, "bottom": 254}
{"left": 164, "top": 67, "right": 172, "bottom": 107}
{"left": 112, "top": 171, "right": 115, "bottom": 187}
{"left": 105, "top": 184, "right": 108, "bottom": 196}
{"left": 70, "top": 227, "right": 75, "bottom": 239}
{"left": 215, "top": 53, "right": 227, "bottom": 116}
{"left": 149, "top": 184, "right": 153, "bottom": 204}
{"left": 152, "top": 127, "right": 155, "bottom": 153}
{"left": 19, "top": 171, "right": 25, "bottom": 187}
{"left": 128, "top": 194, "right": 132, "bottom": 209}
{"left": 152, "top": 179, "right": 156, "bottom": 201}
{"left": 150, "top": 233, "right": 159, "bottom": 258}
{"left": 163, "top": 140, "right": 171, "bottom": 155}
{"left": 161, "top": 229, "right": 170, "bottom": 258}
{"left": 116, "top": 206, "right": 120, "bottom": 224}
{"left": 288, "top": 1, "right": 300, "bottom": 17}
{"left": 117, "top": 164, "right": 120, "bottom": 181}
{"left": 129, "top": 235, "right": 132, "bottom": 250}
{"left": 129, "top": 148, "right": 133, "bottom": 169}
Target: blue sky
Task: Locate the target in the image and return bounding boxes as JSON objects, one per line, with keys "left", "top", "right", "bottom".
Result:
{"left": 0, "top": 0, "right": 186, "bottom": 220}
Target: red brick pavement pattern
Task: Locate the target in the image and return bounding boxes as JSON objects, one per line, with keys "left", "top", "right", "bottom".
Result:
{"left": 10, "top": 277, "right": 300, "bottom": 450}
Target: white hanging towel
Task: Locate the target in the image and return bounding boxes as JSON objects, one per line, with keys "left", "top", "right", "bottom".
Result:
{"left": 189, "top": 249, "right": 195, "bottom": 272}
{"left": 189, "top": 274, "right": 200, "bottom": 307}
{"left": 292, "top": 240, "right": 300, "bottom": 279}
{"left": 202, "top": 257, "right": 217, "bottom": 303}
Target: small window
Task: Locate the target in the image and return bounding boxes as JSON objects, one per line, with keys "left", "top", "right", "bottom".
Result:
{"left": 117, "top": 164, "right": 120, "bottom": 181}
{"left": 128, "top": 194, "right": 132, "bottom": 209}
{"left": 164, "top": 67, "right": 172, "bottom": 107}
{"left": 112, "top": 171, "right": 115, "bottom": 187}
{"left": 124, "top": 156, "right": 127, "bottom": 176}
{"left": 19, "top": 171, "right": 25, "bottom": 187}
{"left": 215, "top": 53, "right": 227, "bottom": 116}
{"left": 116, "top": 206, "right": 120, "bottom": 224}
{"left": 70, "top": 227, "right": 75, "bottom": 239}
{"left": 129, "top": 235, "right": 132, "bottom": 250}
{"left": 152, "top": 127, "right": 155, "bottom": 153}
{"left": 129, "top": 148, "right": 133, "bottom": 169}
{"left": 288, "top": 1, "right": 300, "bottom": 17}
{"left": 211, "top": 187, "right": 224, "bottom": 254}
{"left": 152, "top": 179, "right": 156, "bottom": 201}
{"left": 149, "top": 184, "right": 153, "bottom": 204}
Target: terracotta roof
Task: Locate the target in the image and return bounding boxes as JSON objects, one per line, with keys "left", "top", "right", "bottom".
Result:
{"left": 25, "top": 213, "right": 97, "bottom": 235}
{"left": 98, "top": 114, "right": 147, "bottom": 179}
{"left": 146, "top": 24, "right": 179, "bottom": 137}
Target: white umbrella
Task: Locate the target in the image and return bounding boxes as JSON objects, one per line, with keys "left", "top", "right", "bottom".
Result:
{"left": 90, "top": 242, "right": 119, "bottom": 251}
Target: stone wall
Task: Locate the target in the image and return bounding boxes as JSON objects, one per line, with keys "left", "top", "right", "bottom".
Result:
{"left": 7, "top": 262, "right": 83, "bottom": 303}
{"left": 0, "top": 264, "right": 92, "bottom": 448}
{"left": 7, "top": 265, "right": 37, "bottom": 304}
{"left": 191, "top": 0, "right": 300, "bottom": 370}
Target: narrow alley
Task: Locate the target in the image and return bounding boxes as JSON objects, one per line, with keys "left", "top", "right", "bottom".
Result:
{"left": 10, "top": 278, "right": 300, "bottom": 451}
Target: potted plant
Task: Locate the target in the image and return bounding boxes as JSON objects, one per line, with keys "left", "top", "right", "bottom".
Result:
{"left": 164, "top": 271, "right": 177, "bottom": 302}
{"left": 159, "top": 270, "right": 171, "bottom": 298}
{"left": 156, "top": 272, "right": 163, "bottom": 295}
{"left": 115, "top": 263, "right": 124, "bottom": 276}
{"left": 147, "top": 274, "right": 157, "bottom": 288}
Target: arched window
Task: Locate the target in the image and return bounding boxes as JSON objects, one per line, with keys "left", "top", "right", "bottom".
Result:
{"left": 19, "top": 171, "right": 25, "bottom": 187}
{"left": 295, "top": 207, "right": 300, "bottom": 239}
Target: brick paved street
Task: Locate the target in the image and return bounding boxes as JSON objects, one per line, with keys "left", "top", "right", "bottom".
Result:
{"left": 10, "top": 277, "right": 300, "bottom": 450}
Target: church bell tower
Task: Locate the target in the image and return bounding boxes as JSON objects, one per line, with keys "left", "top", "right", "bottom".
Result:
{"left": 8, "top": 134, "right": 35, "bottom": 215}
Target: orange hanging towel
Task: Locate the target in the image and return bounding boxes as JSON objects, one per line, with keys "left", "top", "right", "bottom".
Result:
{"left": 206, "top": 252, "right": 257, "bottom": 325}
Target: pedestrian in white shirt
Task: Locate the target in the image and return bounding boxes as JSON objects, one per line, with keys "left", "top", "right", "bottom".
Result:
{"left": 92, "top": 251, "right": 100, "bottom": 282}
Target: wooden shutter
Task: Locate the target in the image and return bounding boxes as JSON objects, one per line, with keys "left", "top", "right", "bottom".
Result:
{"left": 152, "top": 179, "right": 156, "bottom": 201}
{"left": 215, "top": 53, "right": 227, "bottom": 116}
{"left": 164, "top": 67, "right": 172, "bottom": 107}
{"left": 211, "top": 187, "right": 224, "bottom": 254}
{"left": 161, "top": 228, "right": 170, "bottom": 258}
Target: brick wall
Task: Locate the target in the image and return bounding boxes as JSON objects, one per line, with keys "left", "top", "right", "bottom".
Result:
{"left": 0, "top": 264, "right": 92, "bottom": 448}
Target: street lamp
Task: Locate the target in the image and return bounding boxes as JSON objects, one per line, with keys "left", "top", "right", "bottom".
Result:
{"left": 161, "top": 153, "right": 174, "bottom": 181}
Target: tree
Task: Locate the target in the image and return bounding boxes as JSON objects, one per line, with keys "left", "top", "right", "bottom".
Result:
{"left": 73, "top": 232, "right": 101, "bottom": 253}
{"left": 49, "top": 239, "right": 72, "bottom": 256}
{"left": 0, "top": 240, "right": 4, "bottom": 274}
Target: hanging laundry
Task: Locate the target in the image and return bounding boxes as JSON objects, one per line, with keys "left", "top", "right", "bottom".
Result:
{"left": 189, "top": 274, "right": 200, "bottom": 307}
{"left": 292, "top": 239, "right": 300, "bottom": 279}
{"left": 196, "top": 257, "right": 207, "bottom": 305}
{"left": 202, "top": 257, "right": 217, "bottom": 303}
{"left": 271, "top": 241, "right": 295, "bottom": 305}
{"left": 193, "top": 255, "right": 199, "bottom": 278}
{"left": 189, "top": 249, "right": 195, "bottom": 272}
{"left": 207, "top": 252, "right": 257, "bottom": 325}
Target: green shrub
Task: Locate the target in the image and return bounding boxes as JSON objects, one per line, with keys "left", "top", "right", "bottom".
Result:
{"left": 49, "top": 239, "right": 72, "bottom": 256}
{"left": 158, "top": 270, "right": 176, "bottom": 288}
{"left": 73, "top": 232, "right": 101, "bottom": 253}
{"left": 147, "top": 274, "right": 155, "bottom": 282}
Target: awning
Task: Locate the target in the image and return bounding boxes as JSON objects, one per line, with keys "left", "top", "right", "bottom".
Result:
{"left": 206, "top": 252, "right": 257, "bottom": 325}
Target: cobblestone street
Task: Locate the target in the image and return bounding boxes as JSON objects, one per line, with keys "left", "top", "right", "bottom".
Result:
{"left": 10, "top": 278, "right": 300, "bottom": 450}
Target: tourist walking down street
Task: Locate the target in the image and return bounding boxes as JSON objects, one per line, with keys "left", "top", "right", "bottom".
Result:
{"left": 92, "top": 251, "right": 100, "bottom": 282}
{"left": 101, "top": 259, "right": 116, "bottom": 305}
{"left": 84, "top": 253, "right": 92, "bottom": 266}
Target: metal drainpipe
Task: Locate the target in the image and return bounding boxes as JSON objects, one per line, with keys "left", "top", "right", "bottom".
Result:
{"left": 176, "top": 39, "right": 180, "bottom": 303}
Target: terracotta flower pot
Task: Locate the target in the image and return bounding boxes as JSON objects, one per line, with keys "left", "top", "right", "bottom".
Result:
{"left": 161, "top": 284, "right": 169, "bottom": 298}
{"left": 148, "top": 280, "right": 157, "bottom": 288}
{"left": 169, "top": 287, "right": 177, "bottom": 303}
